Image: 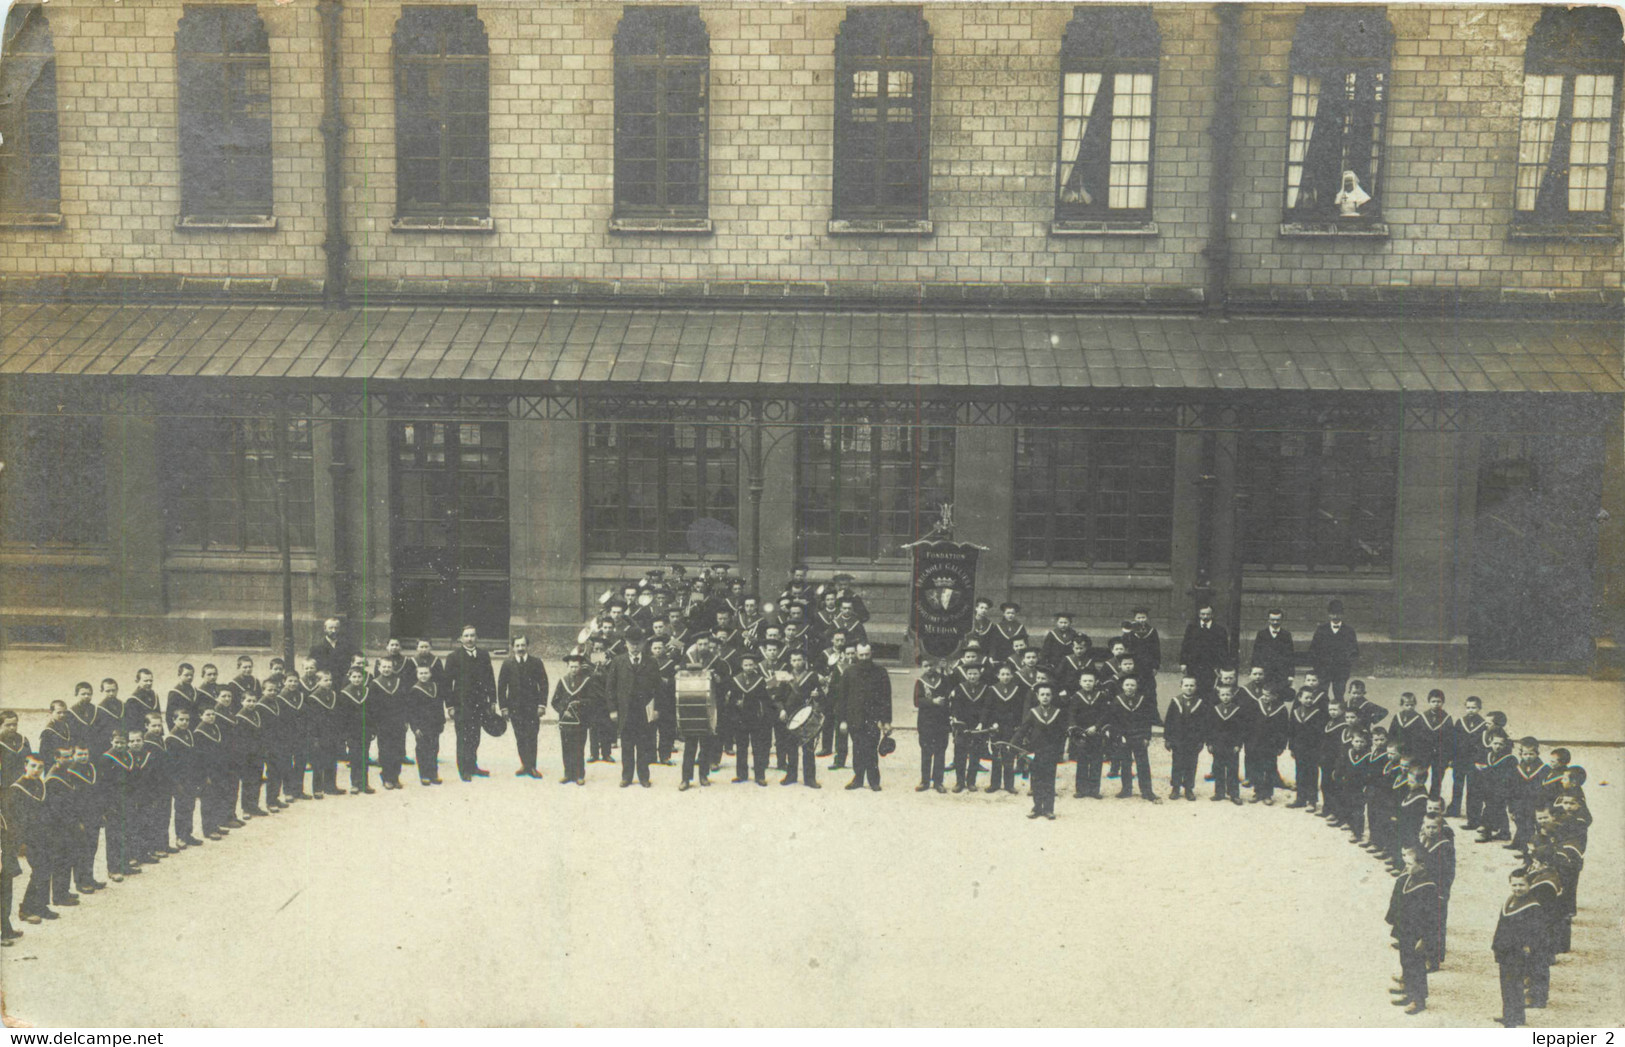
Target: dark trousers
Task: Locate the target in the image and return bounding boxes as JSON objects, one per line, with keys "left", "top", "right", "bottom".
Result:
{"left": 656, "top": 713, "right": 677, "bottom": 762}
{"left": 560, "top": 725, "right": 587, "bottom": 782}
{"left": 620, "top": 728, "right": 653, "bottom": 785}
{"left": 1030, "top": 754, "right": 1058, "bottom": 815}
{"left": 1397, "top": 933, "right": 1429, "bottom": 1003}
{"left": 1323, "top": 669, "right": 1351, "bottom": 704}
{"left": 288, "top": 749, "right": 311, "bottom": 796}
{"left": 1117, "top": 738, "right": 1154, "bottom": 798}
{"left": 1527, "top": 955, "right": 1550, "bottom": 1006}
{"left": 1446, "top": 761, "right": 1472, "bottom": 817}
{"left": 773, "top": 722, "right": 793, "bottom": 770}
{"left": 1073, "top": 735, "right": 1104, "bottom": 796}
{"left": 1211, "top": 746, "right": 1240, "bottom": 798}
{"left": 313, "top": 741, "right": 339, "bottom": 796}
{"left": 50, "top": 842, "right": 74, "bottom": 902}
{"left": 376, "top": 718, "right": 406, "bottom": 786}
{"left": 1479, "top": 785, "right": 1510, "bottom": 835}
{"left": 918, "top": 730, "right": 947, "bottom": 787}
{"left": 1246, "top": 747, "right": 1279, "bottom": 800}
{"left": 1, "top": 870, "right": 12, "bottom": 930}
{"left": 1293, "top": 752, "right": 1321, "bottom": 805}
{"left": 682, "top": 734, "right": 714, "bottom": 783}
{"left": 1464, "top": 766, "right": 1485, "bottom": 826}
{"left": 1424, "top": 896, "right": 1449, "bottom": 966}
{"left": 1344, "top": 789, "right": 1367, "bottom": 837}
{"left": 589, "top": 715, "right": 614, "bottom": 761}
{"left": 261, "top": 748, "right": 287, "bottom": 804}
{"left": 954, "top": 733, "right": 986, "bottom": 789}
{"left": 851, "top": 724, "right": 881, "bottom": 787}
{"left": 174, "top": 785, "right": 199, "bottom": 839}
{"left": 71, "top": 820, "right": 98, "bottom": 889}
{"left": 1170, "top": 744, "right": 1200, "bottom": 794}
{"left": 103, "top": 812, "right": 127, "bottom": 873}
{"left": 413, "top": 726, "right": 442, "bottom": 782}
{"left": 784, "top": 737, "right": 819, "bottom": 785}
{"left": 453, "top": 716, "right": 482, "bottom": 779}
{"left": 832, "top": 722, "right": 849, "bottom": 767}
{"left": 199, "top": 774, "right": 225, "bottom": 833}
{"left": 1498, "top": 958, "right": 1530, "bottom": 1026}
{"left": 818, "top": 715, "right": 838, "bottom": 756}
{"left": 511, "top": 712, "right": 541, "bottom": 773}
{"left": 1423, "top": 754, "right": 1446, "bottom": 799}
{"left": 347, "top": 723, "right": 371, "bottom": 791}
{"left": 1510, "top": 802, "right": 1538, "bottom": 848}
{"left": 989, "top": 736, "right": 1019, "bottom": 791}
{"left": 736, "top": 722, "right": 772, "bottom": 782}
{"left": 20, "top": 850, "right": 51, "bottom": 915}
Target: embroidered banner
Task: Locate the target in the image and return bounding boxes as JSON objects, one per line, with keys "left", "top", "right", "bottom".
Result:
{"left": 910, "top": 540, "right": 981, "bottom": 661}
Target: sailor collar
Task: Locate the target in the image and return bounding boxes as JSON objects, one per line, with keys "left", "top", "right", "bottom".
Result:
{"left": 1423, "top": 710, "right": 1450, "bottom": 729}
{"left": 733, "top": 674, "right": 764, "bottom": 691}
{"left": 992, "top": 684, "right": 1022, "bottom": 702}
{"left": 1032, "top": 706, "right": 1060, "bottom": 725}
{"left": 195, "top": 723, "right": 221, "bottom": 742}
{"left": 1116, "top": 693, "right": 1144, "bottom": 712}
{"left": 412, "top": 681, "right": 439, "bottom": 697}
{"left": 1395, "top": 710, "right": 1421, "bottom": 727}
{"left": 342, "top": 686, "right": 368, "bottom": 705}
{"left": 104, "top": 750, "right": 135, "bottom": 770}
{"left": 372, "top": 676, "right": 403, "bottom": 695}
{"left": 560, "top": 676, "right": 591, "bottom": 697}
{"left": 9, "top": 777, "right": 44, "bottom": 801}
{"left": 1215, "top": 704, "right": 1241, "bottom": 720}
{"left": 310, "top": 689, "right": 337, "bottom": 710}
{"left": 1400, "top": 875, "right": 1437, "bottom": 895}
{"left": 65, "top": 764, "right": 97, "bottom": 785}
{"left": 0, "top": 735, "right": 23, "bottom": 753}
{"left": 1502, "top": 898, "right": 1542, "bottom": 917}
{"left": 167, "top": 730, "right": 194, "bottom": 748}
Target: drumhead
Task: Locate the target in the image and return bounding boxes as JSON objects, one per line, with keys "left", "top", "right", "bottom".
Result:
{"left": 786, "top": 706, "right": 813, "bottom": 731}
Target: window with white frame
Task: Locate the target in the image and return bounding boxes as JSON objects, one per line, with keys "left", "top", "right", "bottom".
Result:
{"left": 1055, "top": 6, "right": 1160, "bottom": 227}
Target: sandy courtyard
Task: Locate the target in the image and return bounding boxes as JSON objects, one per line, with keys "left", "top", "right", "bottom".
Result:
{"left": 1, "top": 731, "right": 1618, "bottom": 1028}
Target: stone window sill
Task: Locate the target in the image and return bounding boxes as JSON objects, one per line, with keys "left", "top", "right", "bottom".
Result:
{"left": 165, "top": 550, "right": 318, "bottom": 573}
{"left": 390, "top": 215, "right": 496, "bottom": 234}
{"left": 0, "top": 547, "right": 110, "bottom": 568}
{"left": 1280, "top": 220, "right": 1390, "bottom": 239}
{"left": 827, "top": 218, "right": 933, "bottom": 237}
{"left": 1051, "top": 219, "right": 1159, "bottom": 237}
{"left": 609, "top": 216, "right": 713, "bottom": 235}
{"left": 176, "top": 214, "right": 278, "bottom": 232}
{"left": 1508, "top": 222, "right": 1620, "bottom": 243}
{"left": 0, "top": 212, "right": 64, "bottom": 229}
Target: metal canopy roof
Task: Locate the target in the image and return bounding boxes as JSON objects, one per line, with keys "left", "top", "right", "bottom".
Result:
{"left": 0, "top": 303, "right": 1619, "bottom": 395}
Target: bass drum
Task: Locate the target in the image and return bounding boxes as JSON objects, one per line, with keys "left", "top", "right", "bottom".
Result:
{"left": 786, "top": 705, "right": 824, "bottom": 747}
{"left": 674, "top": 670, "right": 717, "bottom": 738}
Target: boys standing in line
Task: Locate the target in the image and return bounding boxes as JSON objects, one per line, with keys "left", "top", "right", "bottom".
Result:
{"left": 1492, "top": 868, "right": 1549, "bottom": 1028}
{"left": 1286, "top": 687, "right": 1326, "bottom": 811}
{"left": 1013, "top": 684, "right": 1066, "bottom": 820}
{"left": 1112, "top": 677, "right": 1161, "bottom": 803}
{"left": 1386, "top": 846, "right": 1439, "bottom": 1015}
{"left": 1162, "top": 676, "right": 1206, "bottom": 802}
{"left": 1448, "top": 695, "right": 1485, "bottom": 820}
{"left": 1068, "top": 670, "right": 1110, "bottom": 800}
{"left": 913, "top": 665, "right": 950, "bottom": 794}
{"left": 1248, "top": 684, "right": 1291, "bottom": 804}
{"left": 1206, "top": 684, "right": 1247, "bottom": 805}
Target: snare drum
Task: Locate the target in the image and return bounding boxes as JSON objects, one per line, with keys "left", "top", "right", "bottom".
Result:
{"left": 674, "top": 670, "right": 717, "bottom": 738}
{"left": 786, "top": 705, "right": 825, "bottom": 747}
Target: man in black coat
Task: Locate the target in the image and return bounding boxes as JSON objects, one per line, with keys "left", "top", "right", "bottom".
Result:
{"left": 1178, "top": 604, "right": 1231, "bottom": 697}
{"left": 839, "top": 643, "right": 892, "bottom": 792}
{"left": 308, "top": 617, "right": 356, "bottom": 685}
{"left": 1250, "top": 608, "right": 1296, "bottom": 691}
{"left": 1308, "top": 598, "right": 1359, "bottom": 703}
{"left": 496, "top": 635, "right": 549, "bottom": 779}
{"left": 443, "top": 625, "right": 496, "bottom": 782}
{"left": 607, "top": 639, "right": 662, "bottom": 788}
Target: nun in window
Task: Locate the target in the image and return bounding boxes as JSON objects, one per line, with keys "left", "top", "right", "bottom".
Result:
{"left": 1334, "top": 170, "right": 1371, "bottom": 217}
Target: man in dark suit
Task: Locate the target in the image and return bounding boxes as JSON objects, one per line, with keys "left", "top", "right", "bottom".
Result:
{"left": 1308, "top": 598, "right": 1359, "bottom": 702}
{"left": 1178, "top": 604, "right": 1231, "bottom": 697}
{"left": 496, "top": 635, "right": 549, "bottom": 779}
{"left": 443, "top": 625, "right": 496, "bottom": 782}
{"left": 607, "top": 637, "right": 662, "bottom": 788}
{"left": 1250, "top": 608, "right": 1296, "bottom": 691}
{"left": 839, "top": 643, "right": 892, "bottom": 792}
{"left": 308, "top": 617, "right": 355, "bottom": 685}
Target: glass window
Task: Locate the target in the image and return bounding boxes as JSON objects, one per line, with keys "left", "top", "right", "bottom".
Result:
{"left": 1282, "top": 7, "right": 1393, "bottom": 225}
{"left": 0, "top": 414, "right": 104, "bottom": 546}
{"left": 614, "top": 6, "right": 709, "bottom": 219}
{"left": 1238, "top": 407, "right": 1398, "bottom": 573}
{"left": 833, "top": 5, "right": 932, "bottom": 222}
{"left": 394, "top": 5, "right": 490, "bottom": 218}
{"left": 1056, "top": 6, "right": 1160, "bottom": 223}
{"left": 160, "top": 416, "right": 315, "bottom": 551}
{"left": 797, "top": 423, "right": 953, "bottom": 561}
{"left": 0, "top": 5, "right": 59, "bottom": 216}
{"left": 1013, "top": 424, "right": 1173, "bottom": 567}
{"left": 175, "top": 5, "right": 273, "bottom": 218}
{"left": 1514, "top": 7, "right": 1623, "bottom": 226}
{"left": 584, "top": 423, "right": 738, "bottom": 558}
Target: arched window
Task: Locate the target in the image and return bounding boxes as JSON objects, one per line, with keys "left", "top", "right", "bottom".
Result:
{"left": 1282, "top": 6, "right": 1393, "bottom": 231}
{"left": 176, "top": 5, "right": 274, "bottom": 224}
{"left": 1514, "top": 6, "right": 1623, "bottom": 234}
{"left": 0, "top": 5, "right": 59, "bottom": 222}
{"left": 613, "top": 6, "right": 710, "bottom": 230}
{"left": 831, "top": 5, "right": 932, "bottom": 229}
{"left": 1055, "top": 6, "right": 1159, "bottom": 229}
{"left": 393, "top": 5, "right": 491, "bottom": 227}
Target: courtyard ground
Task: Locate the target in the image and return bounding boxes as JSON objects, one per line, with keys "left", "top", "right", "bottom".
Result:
{"left": 0, "top": 694, "right": 1619, "bottom": 1026}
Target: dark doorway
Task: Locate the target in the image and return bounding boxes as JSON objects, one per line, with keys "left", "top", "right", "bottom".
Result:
{"left": 389, "top": 420, "right": 511, "bottom": 640}
{"left": 1470, "top": 430, "right": 1603, "bottom": 670}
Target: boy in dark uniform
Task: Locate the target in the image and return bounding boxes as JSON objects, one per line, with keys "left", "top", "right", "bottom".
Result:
{"left": 1334, "top": 728, "right": 1374, "bottom": 840}
{"left": 1396, "top": 764, "right": 1429, "bottom": 859}
{"left": 38, "top": 702, "right": 73, "bottom": 765}
{"left": 166, "top": 709, "right": 203, "bottom": 847}
{"left": 251, "top": 680, "right": 287, "bottom": 811}
{"left": 43, "top": 747, "right": 80, "bottom": 911}
{"left": 1366, "top": 736, "right": 1405, "bottom": 869}
{"left": 1162, "top": 676, "right": 1206, "bottom": 802}
{"left": 1448, "top": 694, "right": 1485, "bottom": 819}
{"left": 197, "top": 663, "right": 222, "bottom": 712}
{"left": 165, "top": 663, "right": 199, "bottom": 731}
{"left": 305, "top": 668, "right": 340, "bottom": 799}
{"left": 1417, "top": 690, "right": 1453, "bottom": 797}
{"left": 1420, "top": 811, "right": 1455, "bottom": 969}
{"left": 912, "top": 663, "right": 949, "bottom": 793}
{"left": 1206, "top": 684, "right": 1248, "bottom": 804}
{"left": 653, "top": 637, "right": 682, "bottom": 765}
{"left": 0, "top": 711, "right": 30, "bottom": 789}
{"left": 63, "top": 745, "right": 104, "bottom": 894}
{"left": 9, "top": 753, "right": 53, "bottom": 924}
{"left": 1013, "top": 684, "right": 1067, "bottom": 819}
{"left": 368, "top": 659, "right": 409, "bottom": 790}
{"left": 984, "top": 664, "right": 1026, "bottom": 795}
{"left": 1248, "top": 683, "right": 1291, "bottom": 804}
{"left": 1113, "top": 677, "right": 1161, "bottom": 802}
{"left": 1318, "top": 701, "right": 1351, "bottom": 824}
{"left": 1492, "top": 869, "right": 1549, "bottom": 1028}
{"left": 407, "top": 662, "right": 446, "bottom": 786}
{"left": 991, "top": 602, "right": 1027, "bottom": 666}
{"left": 279, "top": 667, "right": 314, "bottom": 800}
{"left": 1286, "top": 687, "right": 1326, "bottom": 811}
{"left": 552, "top": 654, "right": 597, "bottom": 786}
{"left": 1523, "top": 849, "right": 1562, "bottom": 1009}
{"left": 727, "top": 651, "right": 773, "bottom": 787}
{"left": 123, "top": 669, "right": 160, "bottom": 739}
{"left": 1473, "top": 730, "right": 1515, "bottom": 843}
{"left": 1069, "top": 670, "right": 1111, "bottom": 799}
{"left": 1124, "top": 608, "right": 1161, "bottom": 703}
{"left": 67, "top": 682, "right": 112, "bottom": 757}
{"left": 1507, "top": 737, "right": 1549, "bottom": 854}
{"left": 1386, "top": 846, "right": 1439, "bottom": 1014}
{"left": 949, "top": 662, "right": 990, "bottom": 793}
{"left": 98, "top": 731, "right": 137, "bottom": 881}
{"left": 962, "top": 597, "right": 996, "bottom": 660}
{"left": 1040, "top": 612, "right": 1084, "bottom": 673}
{"left": 190, "top": 706, "right": 228, "bottom": 840}
{"left": 778, "top": 649, "right": 823, "bottom": 789}
{"left": 209, "top": 690, "right": 247, "bottom": 827}
{"left": 340, "top": 665, "right": 374, "bottom": 794}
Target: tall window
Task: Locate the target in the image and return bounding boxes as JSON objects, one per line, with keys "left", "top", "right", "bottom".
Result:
{"left": 0, "top": 5, "right": 59, "bottom": 219}
{"left": 0, "top": 415, "right": 104, "bottom": 547}
{"left": 1514, "top": 6, "right": 1623, "bottom": 231}
{"left": 797, "top": 424, "right": 953, "bottom": 561}
{"left": 1055, "top": 6, "right": 1159, "bottom": 227}
{"left": 394, "top": 6, "right": 490, "bottom": 221}
{"left": 1282, "top": 7, "right": 1393, "bottom": 228}
{"left": 832, "top": 6, "right": 932, "bottom": 224}
{"left": 159, "top": 417, "right": 315, "bottom": 551}
{"left": 613, "top": 6, "right": 709, "bottom": 225}
{"left": 175, "top": 5, "right": 273, "bottom": 221}
{"left": 1238, "top": 407, "right": 1399, "bottom": 573}
{"left": 1014, "top": 426, "right": 1173, "bottom": 567}
{"left": 585, "top": 423, "right": 738, "bottom": 558}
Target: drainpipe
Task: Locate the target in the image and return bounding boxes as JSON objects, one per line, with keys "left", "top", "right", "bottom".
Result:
{"left": 319, "top": 0, "right": 349, "bottom": 309}
{"left": 1203, "top": 3, "right": 1241, "bottom": 318}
